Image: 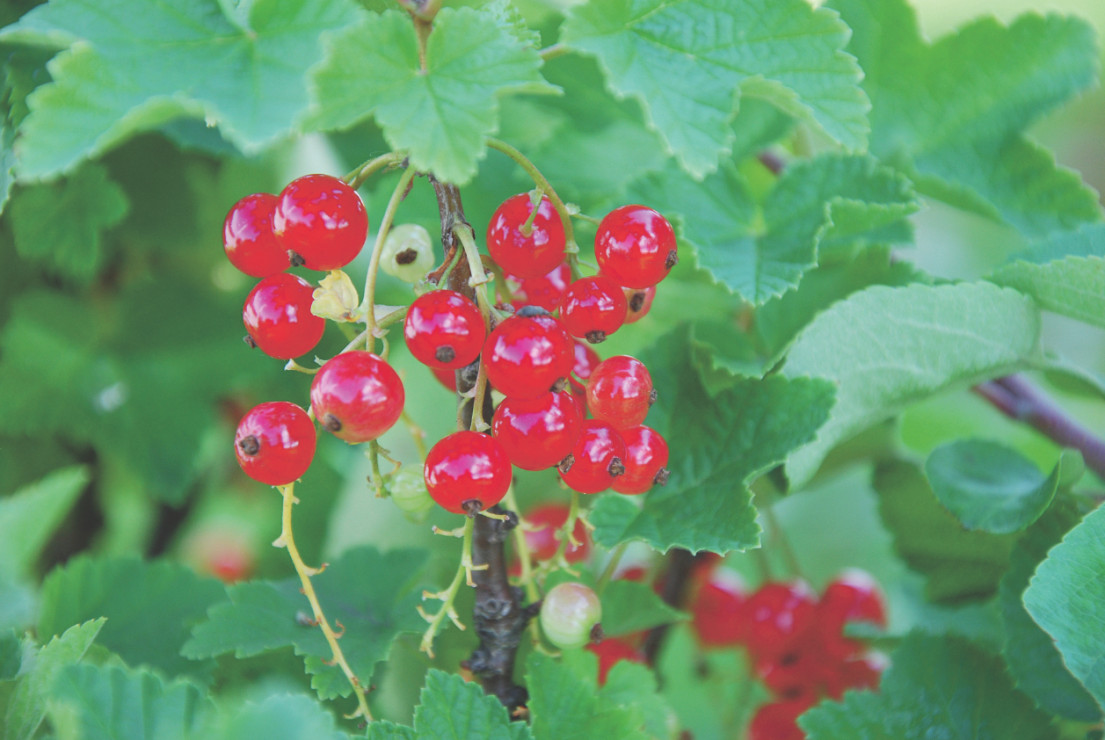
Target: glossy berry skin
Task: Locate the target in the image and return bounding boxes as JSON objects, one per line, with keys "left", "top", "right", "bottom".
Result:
{"left": 483, "top": 314, "right": 574, "bottom": 399}
{"left": 423, "top": 431, "right": 512, "bottom": 514}
{"left": 487, "top": 193, "right": 566, "bottom": 279}
{"left": 586, "top": 638, "right": 645, "bottom": 686}
{"left": 568, "top": 378, "right": 589, "bottom": 419}
{"left": 815, "top": 569, "right": 887, "bottom": 659}
{"left": 595, "top": 205, "right": 677, "bottom": 288}
{"left": 224, "top": 193, "right": 289, "bottom": 277}
{"left": 540, "top": 582, "right": 602, "bottom": 650}
{"left": 691, "top": 567, "right": 747, "bottom": 647}
{"left": 612, "top": 425, "right": 669, "bottom": 495}
{"left": 572, "top": 340, "right": 602, "bottom": 381}
{"left": 242, "top": 273, "right": 326, "bottom": 359}
{"left": 404, "top": 290, "right": 486, "bottom": 370}
{"left": 508, "top": 262, "right": 571, "bottom": 312}
{"left": 310, "top": 351, "right": 405, "bottom": 443}
{"left": 492, "top": 391, "right": 582, "bottom": 470}
{"left": 586, "top": 355, "right": 654, "bottom": 430}
{"left": 523, "top": 502, "right": 590, "bottom": 563}
{"left": 559, "top": 275, "right": 628, "bottom": 344}
{"left": 623, "top": 286, "right": 656, "bottom": 324}
{"left": 559, "top": 419, "right": 626, "bottom": 494}
{"left": 273, "top": 174, "right": 368, "bottom": 271}
{"left": 743, "top": 581, "right": 818, "bottom": 662}
{"left": 234, "top": 401, "right": 316, "bottom": 486}
{"left": 431, "top": 366, "right": 457, "bottom": 392}
{"left": 747, "top": 697, "right": 814, "bottom": 740}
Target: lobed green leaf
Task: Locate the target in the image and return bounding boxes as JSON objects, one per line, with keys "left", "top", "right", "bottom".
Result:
{"left": 0, "top": 466, "right": 87, "bottom": 581}
{"left": 310, "top": 7, "right": 554, "bottom": 184}
{"left": 784, "top": 282, "right": 1040, "bottom": 486}
{"left": 413, "top": 670, "right": 532, "bottom": 740}
{"left": 1024, "top": 502, "right": 1105, "bottom": 715}
{"left": 923, "top": 440, "right": 1075, "bottom": 534}
{"left": 829, "top": 0, "right": 1102, "bottom": 236}
{"left": 525, "top": 651, "right": 648, "bottom": 740}
{"left": 562, "top": 0, "right": 869, "bottom": 178}
{"left": 990, "top": 223, "right": 1105, "bottom": 329}
{"left": 599, "top": 580, "right": 686, "bottom": 637}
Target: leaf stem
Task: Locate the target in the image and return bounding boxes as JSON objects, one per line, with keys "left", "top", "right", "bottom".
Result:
{"left": 418, "top": 521, "right": 472, "bottom": 658}
{"left": 344, "top": 151, "right": 405, "bottom": 190}
{"left": 485, "top": 137, "right": 581, "bottom": 273}
{"left": 973, "top": 374, "right": 1105, "bottom": 479}
{"left": 596, "top": 542, "right": 629, "bottom": 596}
{"left": 276, "top": 484, "right": 373, "bottom": 721}
{"left": 360, "top": 165, "right": 417, "bottom": 350}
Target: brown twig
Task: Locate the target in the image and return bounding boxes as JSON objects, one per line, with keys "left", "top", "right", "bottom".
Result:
{"left": 973, "top": 374, "right": 1105, "bottom": 479}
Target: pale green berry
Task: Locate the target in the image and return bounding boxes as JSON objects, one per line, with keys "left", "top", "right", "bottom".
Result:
{"left": 380, "top": 224, "right": 434, "bottom": 283}
{"left": 540, "top": 581, "right": 602, "bottom": 649}
{"left": 388, "top": 466, "right": 434, "bottom": 522}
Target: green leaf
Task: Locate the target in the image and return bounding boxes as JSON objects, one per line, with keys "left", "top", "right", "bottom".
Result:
{"left": 599, "top": 580, "right": 685, "bottom": 637}
{"left": 801, "top": 633, "right": 1057, "bottom": 739}
{"left": 47, "top": 663, "right": 211, "bottom": 740}
{"left": 0, "top": 466, "right": 87, "bottom": 580}
{"left": 923, "top": 440, "right": 1074, "bottom": 534}
{"left": 206, "top": 693, "right": 350, "bottom": 740}
{"left": 311, "top": 7, "right": 554, "bottom": 184}
{"left": 526, "top": 651, "right": 648, "bottom": 740}
{"left": 1000, "top": 500, "right": 1100, "bottom": 721}
{"left": 38, "top": 556, "right": 225, "bottom": 680}
{"left": 413, "top": 670, "right": 532, "bottom": 740}
{"left": 8, "top": 163, "right": 127, "bottom": 282}
{"left": 0, "top": 629, "right": 21, "bottom": 680}
{"left": 4, "top": 619, "right": 104, "bottom": 740}
{"left": 598, "top": 660, "right": 674, "bottom": 740}
{"left": 589, "top": 331, "right": 834, "bottom": 554}
{"left": 990, "top": 223, "right": 1105, "bottom": 329}
{"left": 184, "top": 546, "right": 427, "bottom": 699}
{"left": 630, "top": 154, "right": 917, "bottom": 304}
{"left": 368, "top": 722, "right": 416, "bottom": 740}
{"left": 872, "top": 461, "right": 1015, "bottom": 602}
{"left": 829, "top": 0, "right": 1101, "bottom": 236}
{"left": 0, "top": 0, "right": 362, "bottom": 179}
{"left": 783, "top": 282, "right": 1040, "bottom": 487}
{"left": 561, "top": 0, "right": 869, "bottom": 177}
{"left": 1024, "top": 502, "right": 1105, "bottom": 714}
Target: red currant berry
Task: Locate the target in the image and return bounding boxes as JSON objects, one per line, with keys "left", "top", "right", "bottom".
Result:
{"left": 623, "top": 286, "right": 656, "bottom": 323}
{"left": 242, "top": 273, "right": 326, "bottom": 359}
{"left": 572, "top": 340, "right": 602, "bottom": 381}
{"left": 743, "top": 581, "right": 818, "bottom": 662}
{"left": 508, "top": 262, "right": 571, "bottom": 312}
{"left": 404, "top": 290, "right": 486, "bottom": 370}
{"left": 182, "top": 526, "right": 257, "bottom": 583}
{"left": 559, "top": 419, "right": 626, "bottom": 494}
{"left": 586, "top": 355, "right": 655, "bottom": 430}
{"left": 540, "top": 581, "right": 602, "bottom": 649}
{"left": 586, "top": 638, "right": 645, "bottom": 686}
{"left": 755, "top": 644, "right": 820, "bottom": 697}
{"left": 310, "top": 351, "right": 405, "bottom": 443}
{"left": 568, "top": 378, "right": 589, "bottom": 419}
{"left": 483, "top": 313, "right": 574, "bottom": 399}
{"left": 611, "top": 425, "right": 669, "bottom": 495}
{"left": 234, "top": 401, "right": 316, "bottom": 486}
{"left": 492, "top": 391, "right": 582, "bottom": 471}
{"left": 559, "top": 276, "right": 628, "bottom": 344}
{"left": 815, "top": 569, "right": 887, "bottom": 659}
{"left": 487, "top": 193, "right": 566, "bottom": 279}
{"left": 691, "top": 567, "right": 747, "bottom": 647}
{"left": 522, "top": 502, "right": 590, "bottom": 563}
{"left": 424, "top": 431, "right": 512, "bottom": 514}
{"left": 747, "top": 697, "right": 814, "bottom": 740}
{"left": 224, "top": 193, "right": 289, "bottom": 277}
{"left": 595, "top": 205, "right": 677, "bottom": 288}
{"left": 273, "top": 174, "right": 368, "bottom": 270}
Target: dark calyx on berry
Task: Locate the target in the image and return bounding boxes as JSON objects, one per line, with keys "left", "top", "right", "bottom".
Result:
{"left": 516, "top": 304, "right": 551, "bottom": 318}
{"left": 608, "top": 457, "right": 626, "bottom": 477}
{"left": 243, "top": 336, "right": 257, "bottom": 349}
{"left": 288, "top": 251, "right": 306, "bottom": 267}
{"left": 323, "top": 413, "right": 342, "bottom": 432}
{"left": 649, "top": 388, "right": 659, "bottom": 405}
{"left": 237, "top": 435, "right": 260, "bottom": 456}
{"left": 558, "top": 454, "right": 575, "bottom": 473}
{"left": 435, "top": 346, "right": 456, "bottom": 363}
{"left": 395, "top": 248, "right": 418, "bottom": 265}
{"left": 654, "top": 467, "right": 671, "bottom": 486}
{"left": 627, "top": 291, "right": 647, "bottom": 312}
{"left": 665, "top": 250, "right": 678, "bottom": 269}
{"left": 585, "top": 330, "right": 607, "bottom": 344}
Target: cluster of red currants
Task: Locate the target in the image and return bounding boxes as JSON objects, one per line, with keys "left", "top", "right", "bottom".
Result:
{"left": 420, "top": 194, "right": 677, "bottom": 515}
{"left": 691, "top": 566, "right": 888, "bottom": 739}
{"left": 225, "top": 174, "right": 406, "bottom": 486}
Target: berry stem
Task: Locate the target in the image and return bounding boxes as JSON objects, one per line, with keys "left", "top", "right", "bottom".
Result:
{"left": 400, "top": 410, "right": 429, "bottom": 460}
{"left": 485, "top": 138, "right": 581, "bottom": 274}
{"left": 344, "top": 151, "right": 405, "bottom": 191}
{"left": 359, "top": 165, "right": 417, "bottom": 350}
{"left": 276, "top": 484, "right": 373, "bottom": 721}
{"left": 418, "top": 520, "right": 473, "bottom": 658}
{"left": 503, "top": 486, "right": 541, "bottom": 605}
{"left": 552, "top": 490, "right": 585, "bottom": 568}
{"left": 595, "top": 542, "right": 629, "bottom": 596}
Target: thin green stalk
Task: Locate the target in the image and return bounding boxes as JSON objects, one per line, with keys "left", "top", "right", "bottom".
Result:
{"left": 359, "top": 166, "right": 417, "bottom": 350}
